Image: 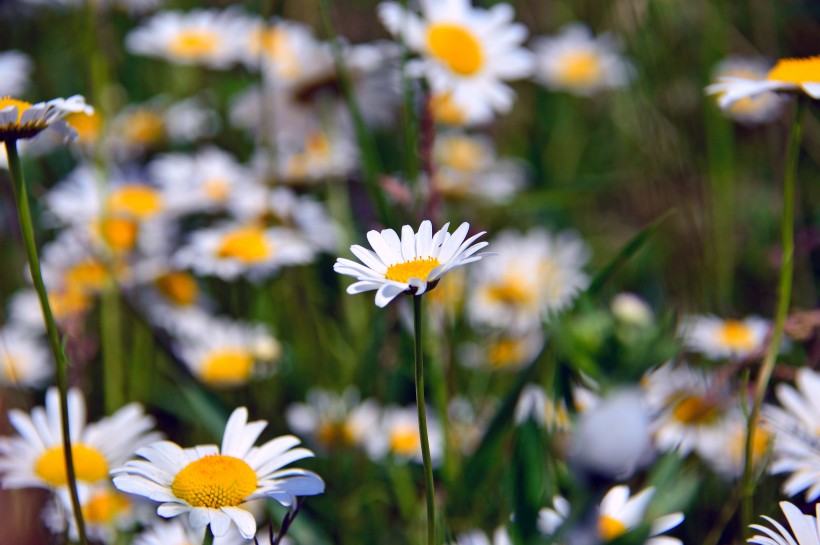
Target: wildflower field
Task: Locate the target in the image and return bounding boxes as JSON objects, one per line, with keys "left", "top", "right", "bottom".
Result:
{"left": 1, "top": 0, "right": 820, "bottom": 544}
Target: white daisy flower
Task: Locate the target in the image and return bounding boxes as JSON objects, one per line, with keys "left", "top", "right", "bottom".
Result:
{"left": 432, "top": 131, "right": 526, "bottom": 202}
{"left": 459, "top": 328, "right": 545, "bottom": 371}
{"left": 449, "top": 527, "right": 512, "bottom": 545}
{"left": 134, "top": 518, "right": 204, "bottom": 545}
{"left": 514, "top": 384, "right": 570, "bottom": 431}
{"left": 239, "top": 17, "right": 321, "bottom": 80}
{"left": 174, "top": 316, "right": 280, "bottom": 387}
{"left": 467, "top": 228, "right": 589, "bottom": 330}
{"left": 0, "top": 388, "right": 159, "bottom": 503}
{"left": 538, "top": 496, "right": 570, "bottom": 537}
{"left": 706, "top": 56, "right": 820, "bottom": 109}
{"left": 364, "top": 405, "right": 443, "bottom": 464}
{"left": 698, "top": 410, "right": 772, "bottom": 478}
{"left": 334, "top": 220, "right": 489, "bottom": 307}
{"left": 0, "top": 95, "right": 92, "bottom": 143}
{"left": 596, "top": 486, "right": 683, "bottom": 545}
{"left": 0, "top": 326, "right": 52, "bottom": 388}
{"left": 173, "top": 222, "right": 316, "bottom": 281}
{"left": 6, "top": 287, "right": 93, "bottom": 333}
{"left": 749, "top": 502, "right": 820, "bottom": 545}
{"left": 679, "top": 314, "right": 770, "bottom": 360}
{"left": 710, "top": 56, "right": 787, "bottom": 124}
{"left": 125, "top": 9, "right": 248, "bottom": 69}
{"left": 378, "top": 0, "right": 533, "bottom": 125}
{"left": 532, "top": 23, "right": 634, "bottom": 96}
{"left": 285, "top": 388, "right": 380, "bottom": 451}
{"left": 112, "top": 407, "right": 325, "bottom": 539}
{"left": 44, "top": 484, "right": 138, "bottom": 544}
{"left": 0, "top": 50, "right": 32, "bottom": 97}
{"left": 765, "top": 368, "right": 820, "bottom": 500}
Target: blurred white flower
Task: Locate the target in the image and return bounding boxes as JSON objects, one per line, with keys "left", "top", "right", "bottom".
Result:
{"left": 0, "top": 50, "right": 32, "bottom": 97}
{"left": 0, "top": 326, "right": 52, "bottom": 388}
{"left": 709, "top": 57, "right": 786, "bottom": 124}
{"left": 286, "top": 388, "right": 380, "bottom": 451}
{"left": 706, "top": 56, "right": 820, "bottom": 109}
{"left": 679, "top": 314, "right": 769, "bottom": 360}
{"left": 365, "top": 405, "right": 443, "bottom": 464}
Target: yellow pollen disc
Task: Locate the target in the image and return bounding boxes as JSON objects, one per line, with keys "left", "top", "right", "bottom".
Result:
{"left": 66, "top": 261, "right": 109, "bottom": 293}
{"left": 559, "top": 51, "right": 603, "bottom": 87}
{"left": 169, "top": 29, "right": 221, "bottom": 59}
{"left": 671, "top": 395, "right": 720, "bottom": 425}
{"left": 82, "top": 489, "right": 130, "bottom": 524}
{"left": 106, "top": 185, "right": 163, "bottom": 219}
{"left": 598, "top": 515, "right": 628, "bottom": 541}
{"left": 384, "top": 257, "right": 441, "bottom": 284}
{"left": 49, "top": 289, "right": 92, "bottom": 320}
{"left": 35, "top": 444, "right": 109, "bottom": 486}
{"left": 389, "top": 426, "right": 421, "bottom": 456}
{"left": 426, "top": 24, "right": 484, "bottom": 76}
{"left": 65, "top": 111, "right": 102, "bottom": 144}
{"left": 317, "top": 421, "right": 355, "bottom": 448}
{"left": 440, "top": 136, "right": 484, "bottom": 172}
{"left": 200, "top": 349, "right": 254, "bottom": 386}
{"left": 216, "top": 227, "right": 272, "bottom": 263}
{"left": 487, "top": 338, "right": 527, "bottom": 369}
{"left": 767, "top": 56, "right": 820, "bottom": 84}
{"left": 731, "top": 425, "right": 770, "bottom": 465}
{"left": 430, "top": 92, "right": 467, "bottom": 125}
{"left": 203, "top": 178, "right": 231, "bottom": 201}
{"left": 171, "top": 454, "right": 257, "bottom": 508}
{"left": 484, "top": 276, "right": 531, "bottom": 306}
{"left": 123, "top": 110, "right": 165, "bottom": 146}
{"left": 99, "top": 217, "right": 140, "bottom": 253}
{"left": 718, "top": 320, "right": 756, "bottom": 351}
{"left": 0, "top": 97, "right": 33, "bottom": 122}
{"left": 155, "top": 271, "right": 199, "bottom": 306}
{"left": 306, "top": 131, "right": 331, "bottom": 157}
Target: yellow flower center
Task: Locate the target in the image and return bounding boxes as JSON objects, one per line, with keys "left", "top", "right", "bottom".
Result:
{"left": 718, "top": 320, "right": 756, "bottom": 351}
{"left": 484, "top": 275, "right": 532, "bottom": 307}
{"left": 0, "top": 97, "right": 33, "bottom": 122}
{"left": 66, "top": 261, "right": 110, "bottom": 293}
{"left": 169, "top": 30, "right": 221, "bottom": 59}
{"left": 598, "top": 515, "right": 628, "bottom": 541}
{"left": 389, "top": 425, "right": 421, "bottom": 456}
{"left": 430, "top": 92, "right": 467, "bottom": 125}
{"left": 203, "top": 178, "right": 231, "bottom": 201}
{"left": 767, "top": 56, "right": 820, "bottom": 84}
{"left": 65, "top": 110, "right": 102, "bottom": 144}
{"left": 99, "top": 217, "right": 139, "bottom": 253}
{"left": 215, "top": 227, "right": 272, "bottom": 263}
{"left": 82, "top": 489, "right": 130, "bottom": 524}
{"left": 35, "top": 444, "right": 109, "bottom": 486}
{"left": 50, "top": 289, "right": 92, "bottom": 320}
{"left": 487, "top": 338, "right": 527, "bottom": 369}
{"left": 671, "top": 395, "right": 721, "bottom": 425}
{"left": 730, "top": 425, "right": 771, "bottom": 466}
{"left": 155, "top": 271, "right": 199, "bottom": 306}
{"left": 123, "top": 110, "right": 165, "bottom": 146}
{"left": 384, "top": 257, "right": 441, "bottom": 284}
{"left": 200, "top": 349, "right": 254, "bottom": 386}
{"left": 106, "top": 185, "right": 163, "bottom": 220}
{"left": 426, "top": 24, "right": 484, "bottom": 76}
{"left": 558, "top": 51, "right": 603, "bottom": 87}
{"left": 317, "top": 421, "right": 355, "bottom": 448}
{"left": 251, "top": 27, "right": 301, "bottom": 78}
{"left": 439, "top": 136, "right": 484, "bottom": 172}
{"left": 171, "top": 454, "right": 257, "bottom": 508}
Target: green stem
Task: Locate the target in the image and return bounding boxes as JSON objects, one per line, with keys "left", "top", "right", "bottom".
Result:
{"left": 202, "top": 528, "right": 214, "bottom": 545}
{"left": 4, "top": 140, "right": 89, "bottom": 545}
{"left": 740, "top": 97, "right": 806, "bottom": 535}
{"left": 413, "top": 295, "right": 436, "bottom": 545}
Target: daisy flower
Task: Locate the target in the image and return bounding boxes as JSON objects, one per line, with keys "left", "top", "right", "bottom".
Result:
{"left": 44, "top": 484, "right": 138, "bottom": 544}
{"left": 449, "top": 527, "right": 512, "bottom": 545}
{"left": 378, "top": 0, "right": 533, "bottom": 125}
{"left": 698, "top": 410, "right": 772, "bottom": 478}
{"left": 749, "top": 502, "right": 820, "bottom": 545}
{"left": 514, "top": 384, "right": 570, "bottom": 431}
{"left": 112, "top": 407, "right": 325, "bottom": 539}
{"left": 0, "top": 388, "right": 159, "bottom": 503}
{"left": 0, "top": 326, "right": 52, "bottom": 388}
{"left": 532, "top": 23, "right": 634, "bottom": 96}
{"left": 334, "top": 220, "right": 489, "bottom": 307}
{"left": 706, "top": 55, "right": 820, "bottom": 108}
{"left": 679, "top": 314, "right": 770, "bottom": 360}
{"left": 285, "top": 388, "right": 380, "bottom": 451}
{"left": 134, "top": 519, "right": 204, "bottom": 545}
{"left": 710, "top": 56, "right": 786, "bottom": 123}
{"left": 238, "top": 17, "right": 320, "bottom": 79}
{"left": 459, "top": 328, "right": 545, "bottom": 371}
{"left": 125, "top": 9, "right": 248, "bottom": 69}
{"left": 596, "top": 486, "right": 683, "bottom": 545}
{"left": 538, "top": 496, "right": 570, "bottom": 537}
{"left": 0, "top": 50, "right": 32, "bottom": 96}
{"left": 467, "top": 228, "right": 589, "bottom": 330}
{"left": 6, "top": 287, "right": 93, "bottom": 333}
{"left": 0, "top": 95, "right": 92, "bottom": 143}
{"left": 364, "top": 405, "right": 443, "bottom": 464}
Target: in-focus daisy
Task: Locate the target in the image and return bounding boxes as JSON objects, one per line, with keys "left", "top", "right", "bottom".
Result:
{"left": 706, "top": 55, "right": 820, "bottom": 109}
{"left": 532, "top": 23, "right": 634, "bottom": 96}
{"left": 467, "top": 228, "right": 589, "bottom": 330}
{"left": 286, "top": 388, "right": 380, "bottom": 451}
{"left": 125, "top": 9, "right": 248, "bottom": 69}
{"left": 112, "top": 407, "right": 325, "bottom": 539}
{"left": 0, "top": 388, "right": 159, "bottom": 503}
{"left": 378, "top": 0, "right": 533, "bottom": 125}
{"left": 0, "top": 326, "right": 52, "bottom": 387}
{"left": 679, "top": 314, "right": 769, "bottom": 360}
{"left": 0, "top": 51, "right": 32, "bottom": 97}
{"left": 765, "top": 368, "right": 820, "bottom": 500}
{"left": 334, "top": 220, "right": 489, "bottom": 307}
{"left": 749, "top": 502, "right": 820, "bottom": 545}
{"left": 364, "top": 405, "right": 443, "bottom": 464}
{"left": 0, "top": 95, "right": 92, "bottom": 143}
{"left": 710, "top": 57, "right": 786, "bottom": 123}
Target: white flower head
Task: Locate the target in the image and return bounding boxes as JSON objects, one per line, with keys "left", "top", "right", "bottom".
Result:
{"left": 112, "top": 407, "right": 325, "bottom": 539}
{"left": 706, "top": 56, "right": 820, "bottom": 109}
{"left": 285, "top": 387, "right": 380, "bottom": 451}
{"left": 0, "top": 50, "right": 32, "bottom": 97}
{"left": 679, "top": 314, "right": 770, "bottom": 360}
{"left": 710, "top": 56, "right": 787, "bottom": 124}
{"left": 334, "top": 220, "right": 489, "bottom": 307}
{"left": 0, "top": 95, "right": 93, "bottom": 143}
{"left": 749, "top": 502, "right": 820, "bottom": 545}
{"left": 364, "top": 405, "right": 443, "bottom": 464}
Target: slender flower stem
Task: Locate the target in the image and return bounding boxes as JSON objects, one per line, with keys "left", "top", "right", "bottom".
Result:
{"left": 740, "top": 97, "right": 806, "bottom": 535}
{"left": 202, "top": 528, "right": 215, "bottom": 545}
{"left": 413, "top": 295, "right": 436, "bottom": 545}
{"left": 4, "top": 140, "right": 89, "bottom": 545}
